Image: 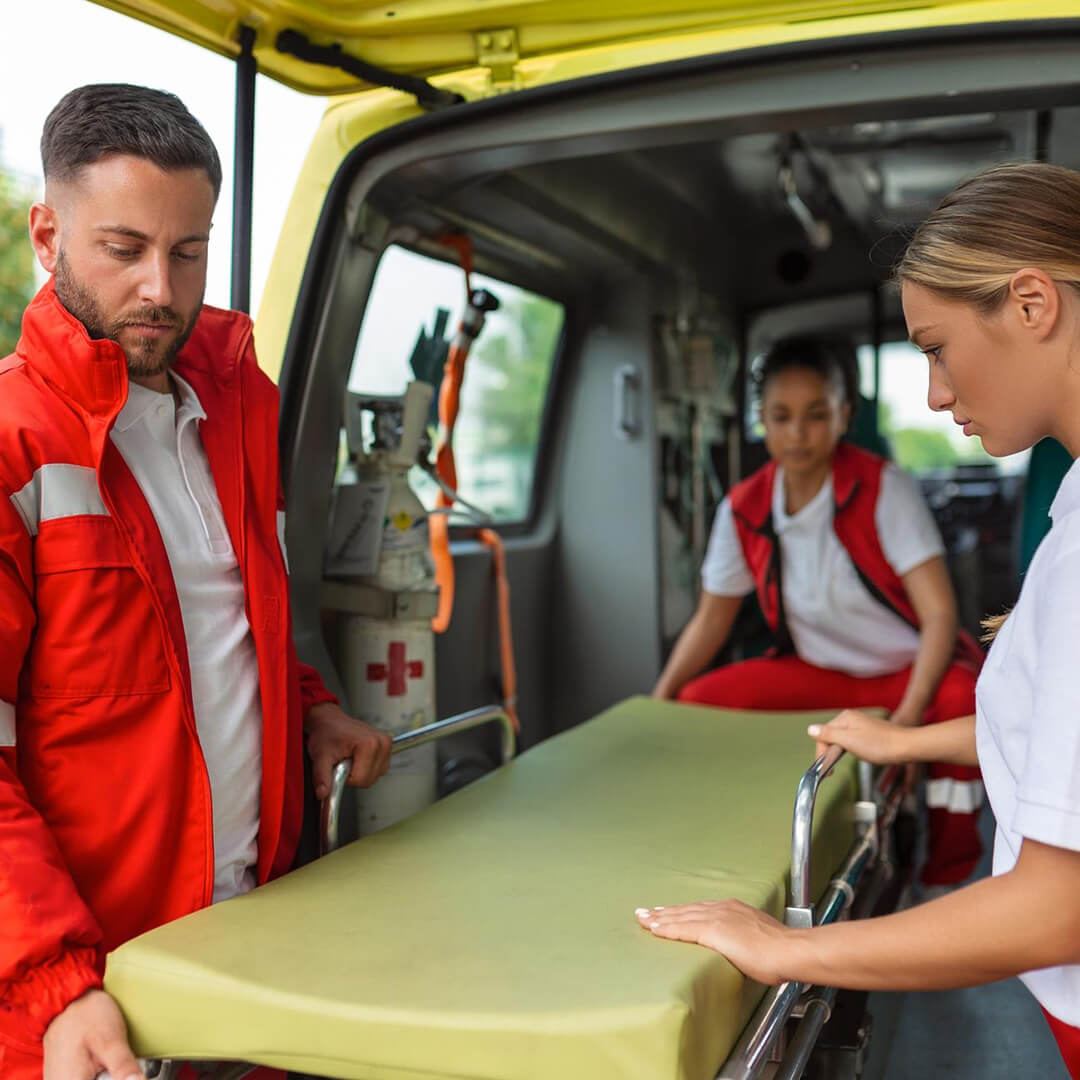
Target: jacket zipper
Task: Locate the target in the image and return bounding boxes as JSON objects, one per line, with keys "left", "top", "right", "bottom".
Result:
{"left": 95, "top": 409, "right": 217, "bottom": 909}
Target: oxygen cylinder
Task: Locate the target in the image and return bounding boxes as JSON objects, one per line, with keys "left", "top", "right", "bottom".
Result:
{"left": 328, "top": 381, "right": 439, "bottom": 835}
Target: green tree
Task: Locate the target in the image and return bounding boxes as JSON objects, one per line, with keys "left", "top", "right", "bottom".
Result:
{"left": 468, "top": 291, "right": 563, "bottom": 453}
{"left": 451, "top": 288, "right": 564, "bottom": 518}
{"left": 876, "top": 398, "right": 996, "bottom": 472}
{"left": 0, "top": 161, "right": 34, "bottom": 357}
{"left": 890, "top": 427, "right": 960, "bottom": 471}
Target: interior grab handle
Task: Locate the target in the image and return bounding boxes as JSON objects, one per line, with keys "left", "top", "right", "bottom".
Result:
{"left": 614, "top": 363, "right": 641, "bottom": 439}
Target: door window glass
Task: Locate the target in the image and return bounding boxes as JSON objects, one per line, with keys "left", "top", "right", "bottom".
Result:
{"left": 347, "top": 245, "right": 564, "bottom": 523}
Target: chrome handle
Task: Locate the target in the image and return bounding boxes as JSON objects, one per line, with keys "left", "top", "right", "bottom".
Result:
{"left": 320, "top": 705, "right": 516, "bottom": 855}
{"left": 786, "top": 743, "right": 845, "bottom": 927}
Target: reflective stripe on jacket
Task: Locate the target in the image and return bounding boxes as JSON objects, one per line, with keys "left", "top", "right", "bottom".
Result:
{"left": 0, "top": 281, "right": 334, "bottom": 1069}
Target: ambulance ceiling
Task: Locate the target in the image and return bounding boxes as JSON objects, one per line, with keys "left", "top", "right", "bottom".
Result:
{"left": 369, "top": 107, "right": 1053, "bottom": 308}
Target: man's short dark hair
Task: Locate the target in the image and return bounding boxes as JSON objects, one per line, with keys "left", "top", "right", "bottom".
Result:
{"left": 41, "top": 84, "right": 222, "bottom": 199}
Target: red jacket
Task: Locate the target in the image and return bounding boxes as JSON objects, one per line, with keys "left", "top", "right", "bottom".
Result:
{"left": 0, "top": 282, "right": 334, "bottom": 1074}
{"left": 728, "top": 441, "right": 982, "bottom": 671}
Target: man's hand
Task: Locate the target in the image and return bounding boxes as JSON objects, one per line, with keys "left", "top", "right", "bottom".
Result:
{"left": 635, "top": 901, "right": 791, "bottom": 985}
{"left": 305, "top": 702, "right": 393, "bottom": 798}
{"left": 43, "top": 989, "right": 143, "bottom": 1080}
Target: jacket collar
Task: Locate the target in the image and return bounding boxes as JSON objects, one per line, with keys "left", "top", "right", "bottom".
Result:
{"left": 15, "top": 278, "right": 254, "bottom": 422}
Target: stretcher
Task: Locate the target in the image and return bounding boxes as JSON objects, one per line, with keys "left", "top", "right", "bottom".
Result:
{"left": 101, "top": 698, "right": 902, "bottom": 1080}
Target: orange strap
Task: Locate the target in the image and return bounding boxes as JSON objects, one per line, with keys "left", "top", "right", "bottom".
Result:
{"left": 430, "top": 339, "right": 466, "bottom": 633}
{"left": 476, "top": 528, "right": 519, "bottom": 732}
{"left": 436, "top": 232, "right": 473, "bottom": 294}
{"left": 428, "top": 235, "right": 519, "bottom": 731}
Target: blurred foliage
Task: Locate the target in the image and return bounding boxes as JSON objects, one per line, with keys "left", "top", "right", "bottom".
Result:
{"left": 0, "top": 160, "right": 34, "bottom": 357}
{"left": 468, "top": 290, "right": 563, "bottom": 453}
{"left": 890, "top": 427, "right": 961, "bottom": 471}
{"left": 877, "top": 400, "right": 996, "bottom": 473}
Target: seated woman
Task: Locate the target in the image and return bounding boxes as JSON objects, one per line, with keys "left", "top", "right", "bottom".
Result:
{"left": 653, "top": 336, "right": 983, "bottom": 886}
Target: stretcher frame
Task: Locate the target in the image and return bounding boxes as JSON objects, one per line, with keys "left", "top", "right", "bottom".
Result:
{"left": 101, "top": 709, "right": 902, "bottom": 1080}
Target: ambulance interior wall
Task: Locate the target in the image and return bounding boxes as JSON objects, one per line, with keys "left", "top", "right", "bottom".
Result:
{"left": 548, "top": 274, "right": 666, "bottom": 733}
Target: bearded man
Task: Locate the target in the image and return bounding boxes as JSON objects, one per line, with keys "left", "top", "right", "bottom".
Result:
{"left": 0, "top": 84, "right": 392, "bottom": 1080}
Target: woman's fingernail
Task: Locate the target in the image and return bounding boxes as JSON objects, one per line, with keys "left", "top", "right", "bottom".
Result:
{"left": 654, "top": 906, "right": 664, "bottom": 911}
{"left": 649, "top": 921, "right": 660, "bottom": 929}
{"left": 635, "top": 908, "right": 650, "bottom": 916}
{"left": 807, "top": 725, "right": 821, "bottom": 736}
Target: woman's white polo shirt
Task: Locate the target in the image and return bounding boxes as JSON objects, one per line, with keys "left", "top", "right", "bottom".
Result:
{"left": 976, "top": 454, "right": 1080, "bottom": 1024}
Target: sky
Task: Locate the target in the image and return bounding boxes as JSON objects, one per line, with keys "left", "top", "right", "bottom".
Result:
{"left": 0, "top": 0, "right": 327, "bottom": 314}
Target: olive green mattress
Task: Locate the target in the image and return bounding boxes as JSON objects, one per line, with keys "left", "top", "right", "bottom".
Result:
{"left": 104, "top": 697, "right": 857, "bottom": 1080}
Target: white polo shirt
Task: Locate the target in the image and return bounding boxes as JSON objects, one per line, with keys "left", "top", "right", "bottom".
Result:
{"left": 701, "top": 464, "right": 945, "bottom": 676}
{"left": 976, "top": 455, "right": 1080, "bottom": 1024}
{"left": 111, "top": 375, "right": 263, "bottom": 903}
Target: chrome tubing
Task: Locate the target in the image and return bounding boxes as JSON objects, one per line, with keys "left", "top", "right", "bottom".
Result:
{"left": 97, "top": 1060, "right": 255, "bottom": 1080}
{"left": 788, "top": 744, "right": 845, "bottom": 923}
{"left": 719, "top": 747, "right": 846, "bottom": 1080}
{"left": 720, "top": 765, "right": 906, "bottom": 1080}
{"left": 320, "top": 704, "right": 516, "bottom": 855}
{"left": 772, "top": 986, "right": 839, "bottom": 1080}
{"left": 772, "top": 847, "right": 901, "bottom": 1080}
{"left": 96, "top": 1063, "right": 164, "bottom": 1080}
{"left": 718, "top": 979, "right": 806, "bottom": 1080}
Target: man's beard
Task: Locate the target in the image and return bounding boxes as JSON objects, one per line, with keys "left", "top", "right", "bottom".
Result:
{"left": 55, "top": 249, "right": 201, "bottom": 377}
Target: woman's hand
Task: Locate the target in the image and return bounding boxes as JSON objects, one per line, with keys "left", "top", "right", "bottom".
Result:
{"left": 808, "top": 709, "right": 912, "bottom": 765}
{"left": 634, "top": 901, "right": 791, "bottom": 985}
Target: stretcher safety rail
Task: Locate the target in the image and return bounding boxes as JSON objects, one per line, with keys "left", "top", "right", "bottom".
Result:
{"left": 98, "top": 701, "right": 897, "bottom": 1080}
{"left": 321, "top": 703, "right": 516, "bottom": 855}
{"left": 720, "top": 756, "right": 904, "bottom": 1080}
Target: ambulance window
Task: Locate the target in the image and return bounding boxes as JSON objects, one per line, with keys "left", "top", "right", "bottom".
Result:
{"left": 346, "top": 245, "right": 564, "bottom": 524}
{"left": 856, "top": 342, "right": 1029, "bottom": 475}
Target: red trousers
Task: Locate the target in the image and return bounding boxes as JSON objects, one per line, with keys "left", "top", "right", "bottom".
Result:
{"left": 1044, "top": 1008, "right": 1080, "bottom": 1079}
{"left": 678, "top": 654, "right": 983, "bottom": 885}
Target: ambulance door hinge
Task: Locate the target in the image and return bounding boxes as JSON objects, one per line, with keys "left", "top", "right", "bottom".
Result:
{"left": 474, "top": 28, "right": 521, "bottom": 92}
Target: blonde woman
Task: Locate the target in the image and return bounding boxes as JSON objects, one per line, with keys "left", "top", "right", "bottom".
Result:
{"left": 636, "top": 162, "right": 1080, "bottom": 1076}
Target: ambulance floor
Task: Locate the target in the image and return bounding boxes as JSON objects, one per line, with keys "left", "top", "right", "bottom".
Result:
{"left": 865, "top": 809, "right": 1068, "bottom": 1079}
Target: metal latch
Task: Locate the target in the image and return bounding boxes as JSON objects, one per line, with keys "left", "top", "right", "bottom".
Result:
{"left": 474, "top": 28, "right": 520, "bottom": 90}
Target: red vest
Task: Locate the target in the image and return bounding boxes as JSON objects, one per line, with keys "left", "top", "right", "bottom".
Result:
{"left": 728, "top": 441, "right": 983, "bottom": 671}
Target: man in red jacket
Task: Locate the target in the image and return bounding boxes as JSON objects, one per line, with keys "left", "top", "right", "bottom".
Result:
{"left": 0, "top": 84, "right": 392, "bottom": 1080}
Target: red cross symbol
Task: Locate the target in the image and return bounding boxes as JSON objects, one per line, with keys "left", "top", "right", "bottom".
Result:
{"left": 367, "top": 641, "right": 424, "bottom": 697}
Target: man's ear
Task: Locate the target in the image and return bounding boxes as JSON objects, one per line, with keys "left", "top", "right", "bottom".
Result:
{"left": 28, "top": 202, "right": 61, "bottom": 275}
{"left": 1008, "top": 267, "right": 1060, "bottom": 342}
